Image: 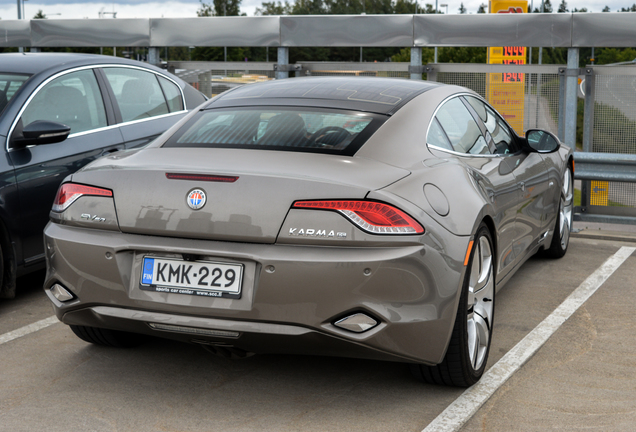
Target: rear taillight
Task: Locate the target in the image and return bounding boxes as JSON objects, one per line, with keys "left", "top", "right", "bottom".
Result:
{"left": 52, "top": 183, "right": 113, "bottom": 212}
{"left": 293, "top": 200, "right": 424, "bottom": 235}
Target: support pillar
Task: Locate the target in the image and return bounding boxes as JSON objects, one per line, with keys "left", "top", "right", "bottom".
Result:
{"left": 276, "top": 47, "right": 289, "bottom": 80}
{"left": 410, "top": 47, "right": 422, "bottom": 80}
{"left": 564, "top": 48, "right": 579, "bottom": 149}
{"left": 148, "top": 47, "right": 161, "bottom": 67}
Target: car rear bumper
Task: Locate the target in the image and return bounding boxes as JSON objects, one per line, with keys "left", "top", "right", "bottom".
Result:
{"left": 44, "top": 222, "right": 470, "bottom": 365}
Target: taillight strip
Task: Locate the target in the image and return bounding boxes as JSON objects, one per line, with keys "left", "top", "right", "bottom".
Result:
{"left": 52, "top": 183, "right": 113, "bottom": 213}
{"left": 293, "top": 200, "right": 424, "bottom": 235}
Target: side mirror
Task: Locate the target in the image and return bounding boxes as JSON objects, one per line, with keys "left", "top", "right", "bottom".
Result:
{"left": 13, "top": 120, "right": 71, "bottom": 147}
{"left": 524, "top": 129, "right": 560, "bottom": 153}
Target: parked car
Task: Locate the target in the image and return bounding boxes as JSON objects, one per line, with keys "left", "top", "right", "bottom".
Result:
{"left": 0, "top": 52, "right": 206, "bottom": 298}
{"left": 43, "top": 77, "right": 573, "bottom": 386}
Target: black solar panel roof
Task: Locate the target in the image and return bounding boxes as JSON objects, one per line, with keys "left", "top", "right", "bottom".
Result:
{"left": 210, "top": 76, "right": 440, "bottom": 114}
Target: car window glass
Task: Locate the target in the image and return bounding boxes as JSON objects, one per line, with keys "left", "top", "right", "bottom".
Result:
{"left": 435, "top": 97, "right": 490, "bottom": 155}
{"left": 0, "top": 73, "right": 31, "bottom": 115}
{"left": 427, "top": 117, "right": 453, "bottom": 150}
{"left": 21, "top": 69, "right": 107, "bottom": 135}
{"left": 465, "top": 96, "right": 515, "bottom": 155}
{"left": 158, "top": 76, "right": 184, "bottom": 113}
{"left": 165, "top": 107, "right": 384, "bottom": 156}
{"left": 103, "top": 68, "right": 169, "bottom": 122}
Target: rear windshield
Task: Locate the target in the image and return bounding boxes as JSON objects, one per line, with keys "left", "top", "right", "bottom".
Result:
{"left": 0, "top": 73, "right": 31, "bottom": 115}
{"left": 163, "top": 107, "right": 386, "bottom": 155}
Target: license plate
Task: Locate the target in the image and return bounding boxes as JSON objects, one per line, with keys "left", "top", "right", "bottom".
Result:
{"left": 140, "top": 256, "right": 243, "bottom": 299}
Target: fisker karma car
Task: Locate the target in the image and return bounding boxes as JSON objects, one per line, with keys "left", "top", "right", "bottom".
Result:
{"left": 44, "top": 77, "right": 573, "bottom": 387}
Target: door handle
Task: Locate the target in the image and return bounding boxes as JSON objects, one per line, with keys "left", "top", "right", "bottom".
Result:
{"left": 101, "top": 147, "right": 120, "bottom": 156}
{"left": 519, "top": 182, "right": 525, "bottom": 191}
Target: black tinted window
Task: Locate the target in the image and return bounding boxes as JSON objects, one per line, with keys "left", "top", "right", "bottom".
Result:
{"left": 164, "top": 107, "right": 385, "bottom": 156}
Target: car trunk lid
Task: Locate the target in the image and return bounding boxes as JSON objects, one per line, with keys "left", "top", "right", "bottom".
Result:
{"left": 72, "top": 148, "right": 410, "bottom": 243}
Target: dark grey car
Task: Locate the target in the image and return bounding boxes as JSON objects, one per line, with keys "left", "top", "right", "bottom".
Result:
{"left": 43, "top": 77, "right": 573, "bottom": 386}
{"left": 0, "top": 53, "right": 206, "bottom": 298}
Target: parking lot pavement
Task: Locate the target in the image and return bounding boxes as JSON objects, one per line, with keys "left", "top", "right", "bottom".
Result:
{"left": 0, "top": 237, "right": 633, "bottom": 432}
{"left": 462, "top": 246, "right": 636, "bottom": 432}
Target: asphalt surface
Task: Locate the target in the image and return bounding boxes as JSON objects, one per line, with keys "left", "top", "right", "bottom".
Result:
{"left": 1, "top": 226, "right": 635, "bottom": 432}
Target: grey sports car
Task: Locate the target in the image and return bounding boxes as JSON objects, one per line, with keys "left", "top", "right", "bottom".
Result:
{"left": 43, "top": 77, "right": 573, "bottom": 387}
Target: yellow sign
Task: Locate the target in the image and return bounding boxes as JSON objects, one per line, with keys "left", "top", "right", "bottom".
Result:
{"left": 487, "top": 0, "right": 527, "bottom": 135}
{"left": 590, "top": 181, "right": 609, "bottom": 206}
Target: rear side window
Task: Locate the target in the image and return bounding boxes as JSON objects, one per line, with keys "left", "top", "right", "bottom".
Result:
{"left": 431, "top": 97, "right": 489, "bottom": 155}
{"left": 164, "top": 107, "right": 385, "bottom": 156}
{"left": 158, "top": 76, "right": 184, "bottom": 113}
{"left": 103, "top": 68, "right": 170, "bottom": 122}
{"left": 465, "top": 96, "right": 516, "bottom": 154}
{"left": 0, "top": 73, "right": 31, "bottom": 115}
{"left": 21, "top": 69, "right": 107, "bottom": 135}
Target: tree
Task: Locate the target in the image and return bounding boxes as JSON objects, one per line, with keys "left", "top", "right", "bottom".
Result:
{"left": 33, "top": 9, "right": 47, "bottom": 19}
{"left": 458, "top": 2, "right": 467, "bottom": 13}
{"left": 544, "top": 0, "right": 553, "bottom": 12}
{"left": 602, "top": 5, "right": 611, "bottom": 11}
{"left": 477, "top": 3, "right": 487, "bottom": 13}
{"left": 557, "top": 0, "right": 567, "bottom": 12}
{"left": 394, "top": 0, "right": 418, "bottom": 14}
{"left": 533, "top": 0, "right": 552, "bottom": 12}
{"left": 620, "top": 3, "right": 636, "bottom": 11}
{"left": 197, "top": 0, "right": 243, "bottom": 17}
{"left": 255, "top": 1, "right": 292, "bottom": 15}
{"left": 572, "top": 7, "right": 587, "bottom": 11}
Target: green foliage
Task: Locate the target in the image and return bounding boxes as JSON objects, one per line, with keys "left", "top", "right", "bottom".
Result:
{"left": 255, "top": 1, "right": 292, "bottom": 15}
{"left": 197, "top": 0, "right": 243, "bottom": 16}
{"left": 557, "top": 0, "right": 568, "bottom": 12}
{"left": 33, "top": 9, "right": 47, "bottom": 19}
{"left": 595, "top": 47, "right": 636, "bottom": 65}
{"left": 458, "top": 2, "right": 467, "bottom": 13}
{"left": 477, "top": 3, "right": 487, "bottom": 13}
{"left": 439, "top": 47, "right": 487, "bottom": 63}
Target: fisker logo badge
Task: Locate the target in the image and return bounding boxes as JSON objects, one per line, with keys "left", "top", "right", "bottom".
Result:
{"left": 187, "top": 189, "right": 207, "bottom": 210}
{"left": 289, "top": 228, "right": 347, "bottom": 238}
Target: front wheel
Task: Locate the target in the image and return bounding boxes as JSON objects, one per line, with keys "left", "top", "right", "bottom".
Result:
{"left": 411, "top": 223, "right": 495, "bottom": 387}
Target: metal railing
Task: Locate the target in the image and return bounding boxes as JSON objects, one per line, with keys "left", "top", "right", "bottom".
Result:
{"left": 3, "top": 14, "right": 636, "bottom": 224}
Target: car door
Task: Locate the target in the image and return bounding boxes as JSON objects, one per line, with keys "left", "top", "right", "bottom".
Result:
{"left": 8, "top": 67, "right": 124, "bottom": 265}
{"left": 98, "top": 67, "right": 189, "bottom": 150}
{"left": 464, "top": 96, "right": 552, "bottom": 263}
{"left": 430, "top": 96, "right": 520, "bottom": 281}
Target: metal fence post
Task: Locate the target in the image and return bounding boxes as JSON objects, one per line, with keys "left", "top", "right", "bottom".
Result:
{"left": 148, "top": 47, "right": 161, "bottom": 67}
{"left": 276, "top": 47, "right": 289, "bottom": 80}
{"left": 564, "top": 48, "right": 579, "bottom": 149}
{"left": 580, "top": 67, "right": 596, "bottom": 211}
{"left": 410, "top": 47, "right": 422, "bottom": 80}
{"left": 557, "top": 68, "right": 566, "bottom": 142}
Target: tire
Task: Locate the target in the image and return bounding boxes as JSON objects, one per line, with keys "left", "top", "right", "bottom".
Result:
{"left": 70, "top": 325, "right": 145, "bottom": 348}
{"left": 411, "top": 223, "right": 495, "bottom": 387}
{"left": 543, "top": 165, "right": 573, "bottom": 259}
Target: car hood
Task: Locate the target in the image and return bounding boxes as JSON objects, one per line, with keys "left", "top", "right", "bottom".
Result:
{"left": 71, "top": 148, "right": 411, "bottom": 243}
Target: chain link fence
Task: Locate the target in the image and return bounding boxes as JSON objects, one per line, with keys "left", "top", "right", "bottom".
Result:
{"left": 582, "top": 67, "right": 636, "bottom": 211}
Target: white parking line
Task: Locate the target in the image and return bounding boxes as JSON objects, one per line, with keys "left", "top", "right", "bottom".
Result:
{"left": 0, "top": 315, "right": 59, "bottom": 346}
{"left": 423, "top": 246, "right": 636, "bottom": 432}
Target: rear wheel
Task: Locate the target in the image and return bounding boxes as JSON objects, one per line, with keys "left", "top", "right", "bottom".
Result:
{"left": 543, "top": 165, "right": 573, "bottom": 259}
{"left": 411, "top": 223, "right": 495, "bottom": 387}
{"left": 70, "top": 325, "right": 145, "bottom": 348}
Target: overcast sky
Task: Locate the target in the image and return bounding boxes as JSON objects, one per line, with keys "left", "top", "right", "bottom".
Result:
{"left": 1, "top": 0, "right": 633, "bottom": 21}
